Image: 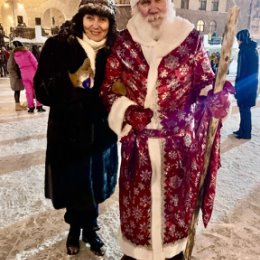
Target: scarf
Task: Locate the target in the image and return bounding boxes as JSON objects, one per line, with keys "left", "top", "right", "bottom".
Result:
{"left": 76, "top": 33, "right": 106, "bottom": 88}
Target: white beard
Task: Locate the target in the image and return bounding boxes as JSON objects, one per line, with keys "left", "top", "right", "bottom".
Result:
{"left": 131, "top": 0, "right": 176, "bottom": 41}
{"left": 132, "top": 12, "right": 164, "bottom": 41}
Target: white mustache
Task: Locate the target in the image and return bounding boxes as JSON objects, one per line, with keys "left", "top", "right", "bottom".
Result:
{"left": 147, "top": 14, "right": 162, "bottom": 23}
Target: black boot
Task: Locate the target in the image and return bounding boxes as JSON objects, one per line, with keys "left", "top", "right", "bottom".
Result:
{"left": 28, "top": 107, "right": 35, "bottom": 113}
{"left": 82, "top": 229, "right": 105, "bottom": 256}
{"left": 166, "top": 252, "right": 185, "bottom": 260}
{"left": 121, "top": 255, "right": 136, "bottom": 260}
{"left": 233, "top": 130, "right": 241, "bottom": 135}
{"left": 37, "top": 106, "right": 46, "bottom": 112}
{"left": 66, "top": 225, "right": 81, "bottom": 255}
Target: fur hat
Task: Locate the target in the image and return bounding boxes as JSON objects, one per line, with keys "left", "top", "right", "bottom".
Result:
{"left": 79, "top": 0, "right": 115, "bottom": 16}
{"left": 130, "top": 0, "right": 175, "bottom": 13}
{"left": 130, "top": 0, "right": 138, "bottom": 9}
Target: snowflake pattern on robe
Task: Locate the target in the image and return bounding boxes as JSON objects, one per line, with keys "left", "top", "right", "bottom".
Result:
{"left": 100, "top": 29, "right": 221, "bottom": 247}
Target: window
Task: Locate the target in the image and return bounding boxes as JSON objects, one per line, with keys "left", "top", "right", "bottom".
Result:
{"left": 196, "top": 20, "right": 205, "bottom": 32}
{"left": 181, "top": 0, "right": 189, "bottom": 9}
{"left": 209, "top": 21, "right": 217, "bottom": 33}
{"left": 17, "top": 16, "right": 24, "bottom": 25}
{"left": 199, "top": 0, "right": 207, "bottom": 10}
{"left": 212, "top": 0, "right": 219, "bottom": 11}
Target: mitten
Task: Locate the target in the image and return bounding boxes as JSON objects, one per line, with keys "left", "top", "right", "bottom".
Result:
{"left": 207, "top": 80, "right": 235, "bottom": 119}
{"left": 125, "top": 105, "right": 153, "bottom": 131}
{"left": 68, "top": 58, "right": 94, "bottom": 89}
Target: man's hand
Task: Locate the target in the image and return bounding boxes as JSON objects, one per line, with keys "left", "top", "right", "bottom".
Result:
{"left": 125, "top": 105, "right": 153, "bottom": 131}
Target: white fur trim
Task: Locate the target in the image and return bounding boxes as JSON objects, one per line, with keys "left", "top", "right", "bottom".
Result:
{"left": 108, "top": 96, "right": 136, "bottom": 138}
{"left": 149, "top": 138, "right": 163, "bottom": 259}
{"left": 127, "top": 16, "right": 194, "bottom": 58}
{"left": 130, "top": 0, "right": 138, "bottom": 9}
{"left": 118, "top": 139, "right": 187, "bottom": 260}
{"left": 130, "top": 0, "right": 175, "bottom": 11}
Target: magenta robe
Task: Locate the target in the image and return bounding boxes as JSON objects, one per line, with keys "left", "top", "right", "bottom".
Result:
{"left": 101, "top": 29, "right": 220, "bottom": 248}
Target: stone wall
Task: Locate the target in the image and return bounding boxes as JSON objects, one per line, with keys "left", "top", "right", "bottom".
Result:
{"left": 176, "top": 8, "right": 227, "bottom": 37}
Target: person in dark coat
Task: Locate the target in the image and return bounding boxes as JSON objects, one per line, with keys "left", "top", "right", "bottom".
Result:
{"left": 31, "top": 44, "right": 41, "bottom": 61}
{"left": 34, "top": 0, "right": 118, "bottom": 256}
{"left": 7, "top": 47, "right": 26, "bottom": 111}
{"left": 234, "top": 29, "right": 259, "bottom": 139}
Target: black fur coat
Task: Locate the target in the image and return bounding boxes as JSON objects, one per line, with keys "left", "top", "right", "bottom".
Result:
{"left": 34, "top": 35, "right": 118, "bottom": 210}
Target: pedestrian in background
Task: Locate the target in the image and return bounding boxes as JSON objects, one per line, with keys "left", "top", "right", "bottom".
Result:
{"left": 31, "top": 44, "right": 41, "bottom": 61}
{"left": 34, "top": 0, "right": 118, "bottom": 257}
{"left": 13, "top": 41, "right": 45, "bottom": 113}
{"left": 233, "top": 29, "right": 259, "bottom": 139}
{"left": 7, "top": 47, "right": 26, "bottom": 111}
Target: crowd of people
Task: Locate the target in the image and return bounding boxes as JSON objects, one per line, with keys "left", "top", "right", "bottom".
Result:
{"left": 2, "top": 0, "right": 259, "bottom": 259}
{"left": 5, "top": 42, "right": 45, "bottom": 113}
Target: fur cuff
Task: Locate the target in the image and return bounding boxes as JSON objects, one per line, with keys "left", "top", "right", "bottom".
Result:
{"left": 108, "top": 96, "right": 136, "bottom": 138}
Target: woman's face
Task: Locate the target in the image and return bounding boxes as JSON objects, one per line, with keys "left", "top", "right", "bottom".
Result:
{"left": 83, "top": 14, "right": 109, "bottom": 42}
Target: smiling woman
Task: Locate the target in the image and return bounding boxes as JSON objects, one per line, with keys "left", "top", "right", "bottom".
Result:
{"left": 33, "top": 0, "right": 118, "bottom": 257}
{"left": 83, "top": 14, "right": 110, "bottom": 42}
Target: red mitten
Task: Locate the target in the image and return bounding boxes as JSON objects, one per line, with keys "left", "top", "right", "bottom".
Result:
{"left": 207, "top": 81, "right": 235, "bottom": 119}
{"left": 125, "top": 105, "right": 153, "bottom": 131}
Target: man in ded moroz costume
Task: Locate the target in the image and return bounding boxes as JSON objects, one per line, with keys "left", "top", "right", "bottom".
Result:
{"left": 100, "top": 0, "right": 234, "bottom": 259}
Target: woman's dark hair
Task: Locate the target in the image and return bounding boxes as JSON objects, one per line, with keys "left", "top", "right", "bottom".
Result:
{"left": 13, "top": 41, "right": 23, "bottom": 48}
{"left": 70, "top": 7, "right": 117, "bottom": 49}
{"left": 31, "top": 44, "right": 41, "bottom": 61}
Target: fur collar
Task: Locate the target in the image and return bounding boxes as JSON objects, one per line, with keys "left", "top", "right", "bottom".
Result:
{"left": 127, "top": 16, "right": 194, "bottom": 62}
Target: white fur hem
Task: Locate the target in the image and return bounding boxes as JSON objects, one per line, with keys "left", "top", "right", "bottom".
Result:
{"left": 118, "top": 138, "right": 187, "bottom": 260}
{"left": 108, "top": 96, "right": 136, "bottom": 138}
{"left": 118, "top": 229, "right": 187, "bottom": 260}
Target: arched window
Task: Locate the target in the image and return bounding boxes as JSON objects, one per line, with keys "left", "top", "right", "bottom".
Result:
{"left": 196, "top": 20, "right": 205, "bottom": 32}
{"left": 212, "top": 0, "right": 219, "bottom": 11}
{"left": 181, "top": 0, "right": 189, "bottom": 9}
{"left": 209, "top": 20, "right": 217, "bottom": 33}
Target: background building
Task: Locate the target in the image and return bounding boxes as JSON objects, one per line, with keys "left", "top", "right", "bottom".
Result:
{"left": 0, "top": 0, "right": 258, "bottom": 44}
{"left": 175, "top": 0, "right": 228, "bottom": 39}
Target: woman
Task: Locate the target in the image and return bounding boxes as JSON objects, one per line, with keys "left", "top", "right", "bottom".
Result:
{"left": 234, "top": 29, "right": 259, "bottom": 139}
{"left": 7, "top": 46, "right": 26, "bottom": 111}
{"left": 13, "top": 41, "right": 45, "bottom": 113}
{"left": 34, "top": 0, "right": 118, "bottom": 256}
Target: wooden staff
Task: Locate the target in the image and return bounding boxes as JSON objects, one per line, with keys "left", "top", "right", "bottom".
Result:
{"left": 184, "top": 6, "right": 240, "bottom": 260}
